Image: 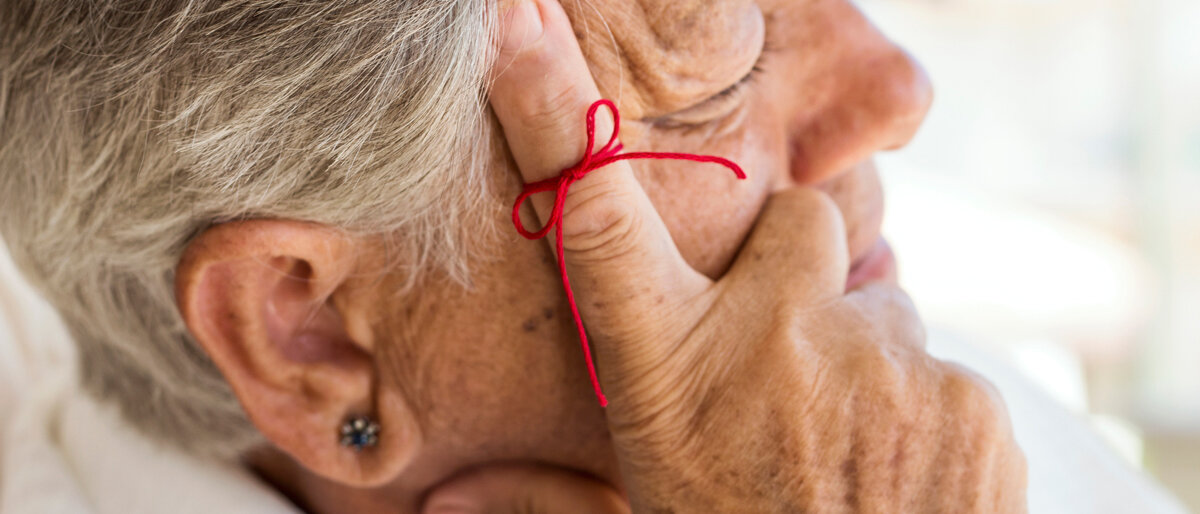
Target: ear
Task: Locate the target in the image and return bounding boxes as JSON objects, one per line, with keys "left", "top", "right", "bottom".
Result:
{"left": 175, "top": 219, "right": 420, "bottom": 487}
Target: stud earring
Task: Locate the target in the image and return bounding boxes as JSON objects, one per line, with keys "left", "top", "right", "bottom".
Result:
{"left": 339, "top": 415, "right": 380, "bottom": 451}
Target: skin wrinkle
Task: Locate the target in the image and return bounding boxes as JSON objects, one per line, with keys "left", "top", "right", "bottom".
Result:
{"left": 566, "top": 0, "right": 764, "bottom": 117}
{"left": 579, "top": 1, "right": 628, "bottom": 107}
{"left": 633, "top": 0, "right": 669, "bottom": 54}
{"left": 3, "top": 0, "right": 1025, "bottom": 511}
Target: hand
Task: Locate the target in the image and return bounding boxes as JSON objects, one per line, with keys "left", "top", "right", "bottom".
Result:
{"left": 486, "top": 1, "right": 1028, "bottom": 512}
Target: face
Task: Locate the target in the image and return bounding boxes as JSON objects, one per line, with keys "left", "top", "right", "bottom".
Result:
{"left": 299, "top": 0, "right": 931, "bottom": 506}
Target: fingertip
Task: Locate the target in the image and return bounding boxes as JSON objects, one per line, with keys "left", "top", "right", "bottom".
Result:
{"left": 498, "top": 0, "right": 545, "bottom": 56}
{"left": 729, "top": 188, "right": 850, "bottom": 297}
{"left": 491, "top": 0, "right": 583, "bottom": 92}
{"left": 489, "top": 0, "right": 608, "bottom": 183}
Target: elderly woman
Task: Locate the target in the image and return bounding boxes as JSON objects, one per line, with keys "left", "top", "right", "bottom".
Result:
{"left": 0, "top": 0, "right": 1186, "bottom": 512}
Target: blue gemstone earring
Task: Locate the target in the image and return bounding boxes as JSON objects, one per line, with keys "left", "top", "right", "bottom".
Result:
{"left": 339, "top": 415, "right": 380, "bottom": 451}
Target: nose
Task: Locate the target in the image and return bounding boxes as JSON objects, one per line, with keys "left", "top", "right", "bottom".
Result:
{"left": 787, "top": 7, "right": 933, "bottom": 185}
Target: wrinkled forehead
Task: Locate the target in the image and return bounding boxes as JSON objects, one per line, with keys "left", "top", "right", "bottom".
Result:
{"left": 562, "top": 0, "right": 765, "bottom": 117}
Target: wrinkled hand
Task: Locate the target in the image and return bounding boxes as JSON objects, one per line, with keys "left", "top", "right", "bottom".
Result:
{"left": 466, "top": 0, "right": 1029, "bottom": 511}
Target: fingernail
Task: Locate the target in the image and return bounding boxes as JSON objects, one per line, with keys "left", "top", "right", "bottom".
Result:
{"left": 501, "top": 0, "right": 545, "bottom": 52}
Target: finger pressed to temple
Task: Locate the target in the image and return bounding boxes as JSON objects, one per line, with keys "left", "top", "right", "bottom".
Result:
{"left": 490, "top": 0, "right": 711, "bottom": 341}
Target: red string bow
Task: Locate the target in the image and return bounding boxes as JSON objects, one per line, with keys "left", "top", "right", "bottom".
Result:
{"left": 512, "top": 99, "right": 747, "bottom": 407}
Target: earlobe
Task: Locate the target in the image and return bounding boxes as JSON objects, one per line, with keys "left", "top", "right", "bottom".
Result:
{"left": 175, "top": 219, "right": 420, "bottom": 487}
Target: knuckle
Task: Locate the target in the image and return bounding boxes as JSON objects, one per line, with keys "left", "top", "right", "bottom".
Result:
{"left": 879, "top": 288, "right": 926, "bottom": 345}
{"left": 511, "top": 82, "right": 586, "bottom": 135}
{"left": 559, "top": 181, "right": 644, "bottom": 261}
{"left": 880, "top": 284, "right": 919, "bottom": 314}
{"left": 850, "top": 282, "right": 912, "bottom": 310}
{"left": 939, "top": 363, "right": 1012, "bottom": 435}
{"left": 849, "top": 283, "right": 927, "bottom": 348}
{"left": 936, "top": 363, "right": 1026, "bottom": 496}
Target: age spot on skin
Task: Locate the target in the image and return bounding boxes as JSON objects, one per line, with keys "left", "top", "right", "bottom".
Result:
{"left": 522, "top": 317, "right": 539, "bottom": 332}
{"left": 842, "top": 457, "right": 859, "bottom": 508}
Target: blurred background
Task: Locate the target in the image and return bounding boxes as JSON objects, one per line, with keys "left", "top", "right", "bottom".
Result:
{"left": 860, "top": 0, "right": 1200, "bottom": 507}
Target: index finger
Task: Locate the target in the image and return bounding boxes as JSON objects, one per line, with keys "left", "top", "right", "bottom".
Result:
{"left": 490, "top": 0, "right": 712, "bottom": 333}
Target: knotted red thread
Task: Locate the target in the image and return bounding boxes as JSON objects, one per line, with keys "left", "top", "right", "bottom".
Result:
{"left": 512, "top": 99, "right": 746, "bottom": 407}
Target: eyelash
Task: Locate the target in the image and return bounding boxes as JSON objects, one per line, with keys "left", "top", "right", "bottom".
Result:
{"left": 708, "top": 61, "right": 766, "bottom": 104}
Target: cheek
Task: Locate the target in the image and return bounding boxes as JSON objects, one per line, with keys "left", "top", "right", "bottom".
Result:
{"left": 372, "top": 243, "right": 620, "bottom": 483}
{"left": 630, "top": 113, "right": 789, "bottom": 278}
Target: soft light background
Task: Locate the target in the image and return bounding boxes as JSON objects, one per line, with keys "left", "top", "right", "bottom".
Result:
{"left": 860, "top": 0, "right": 1200, "bottom": 507}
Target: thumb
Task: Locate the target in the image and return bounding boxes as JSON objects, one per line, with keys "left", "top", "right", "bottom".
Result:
{"left": 724, "top": 187, "right": 850, "bottom": 300}
{"left": 422, "top": 464, "right": 630, "bottom": 514}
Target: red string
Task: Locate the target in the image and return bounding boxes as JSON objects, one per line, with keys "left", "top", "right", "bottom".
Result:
{"left": 511, "top": 99, "right": 747, "bottom": 407}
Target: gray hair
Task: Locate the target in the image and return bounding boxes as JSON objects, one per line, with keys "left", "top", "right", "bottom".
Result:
{"left": 0, "top": 0, "right": 497, "bottom": 459}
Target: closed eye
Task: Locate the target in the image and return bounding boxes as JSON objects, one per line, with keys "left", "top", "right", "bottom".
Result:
{"left": 705, "top": 62, "right": 765, "bottom": 106}
{"left": 651, "top": 37, "right": 772, "bottom": 130}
